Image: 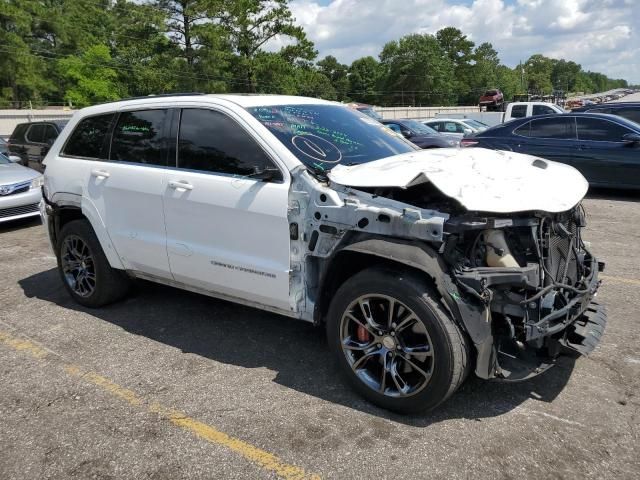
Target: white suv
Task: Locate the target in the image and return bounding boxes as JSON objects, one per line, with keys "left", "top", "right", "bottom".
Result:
{"left": 41, "top": 94, "right": 606, "bottom": 413}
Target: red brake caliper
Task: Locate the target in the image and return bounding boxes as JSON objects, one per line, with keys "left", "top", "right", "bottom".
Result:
{"left": 356, "top": 325, "right": 371, "bottom": 343}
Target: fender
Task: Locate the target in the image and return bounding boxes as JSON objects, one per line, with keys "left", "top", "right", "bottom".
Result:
{"left": 49, "top": 192, "right": 125, "bottom": 270}
{"left": 338, "top": 235, "right": 497, "bottom": 379}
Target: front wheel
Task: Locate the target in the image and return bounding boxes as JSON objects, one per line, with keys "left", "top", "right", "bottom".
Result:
{"left": 326, "top": 267, "right": 469, "bottom": 413}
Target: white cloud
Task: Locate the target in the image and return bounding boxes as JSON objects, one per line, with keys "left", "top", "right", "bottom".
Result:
{"left": 289, "top": 0, "right": 640, "bottom": 83}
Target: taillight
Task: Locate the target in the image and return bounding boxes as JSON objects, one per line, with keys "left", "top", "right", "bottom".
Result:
{"left": 460, "top": 139, "right": 479, "bottom": 147}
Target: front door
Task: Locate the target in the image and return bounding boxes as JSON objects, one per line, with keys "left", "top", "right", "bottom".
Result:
{"left": 162, "top": 107, "right": 292, "bottom": 311}
{"left": 575, "top": 117, "right": 640, "bottom": 188}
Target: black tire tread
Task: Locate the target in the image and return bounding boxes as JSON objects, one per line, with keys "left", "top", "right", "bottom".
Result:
{"left": 56, "top": 219, "right": 130, "bottom": 307}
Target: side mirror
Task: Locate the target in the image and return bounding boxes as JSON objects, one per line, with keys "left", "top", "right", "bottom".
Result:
{"left": 401, "top": 129, "right": 412, "bottom": 138}
{"left": 8, "top": 154, "right": 21, "bottom": 163}
{"left": 463, "top": 128, "right": 473, "bottom": 135}
{"left": 622, "top": 133, "right": 640, "bottom": 144}
{"left": 250, "top": 165, "right": 281, "bottom": 182}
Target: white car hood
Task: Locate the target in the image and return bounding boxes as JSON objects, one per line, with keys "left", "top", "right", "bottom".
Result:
{"left": 328, "top": 148, "right": 588, "bottom": 213}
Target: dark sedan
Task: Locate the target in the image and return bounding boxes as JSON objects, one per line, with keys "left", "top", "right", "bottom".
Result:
{"left": 462, "top": 113, "right": 640, "bottom": 189}
{"left": 571, "top": 102, "right": 640, "bottom": 125}
{"left": 381, "top": 119, "right": 459, "bottom": 148}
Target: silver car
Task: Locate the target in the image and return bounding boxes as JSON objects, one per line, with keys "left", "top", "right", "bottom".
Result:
{"left": 423, "top": 118, "right": 489, "bottom": 136}
{"left": 0, "top": 153, "right": 43, "bottom": 223}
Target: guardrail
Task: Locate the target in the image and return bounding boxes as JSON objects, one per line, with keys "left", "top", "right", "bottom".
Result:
{"left": 375, "top": 106, "right": 480, "bottom": 120}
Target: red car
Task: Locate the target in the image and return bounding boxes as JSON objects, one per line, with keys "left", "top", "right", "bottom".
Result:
{"left": 479, "top": 89, "right": 504, "bottom": 111}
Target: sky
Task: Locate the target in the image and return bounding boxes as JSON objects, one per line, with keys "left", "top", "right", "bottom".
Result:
{"left": 287, "top": 0, "right": 640, "bottom": 84}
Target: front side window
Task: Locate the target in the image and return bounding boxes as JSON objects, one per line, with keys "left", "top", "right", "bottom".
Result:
{"left": 615, "top": 108, "right": 640, "bottom": 124}
{"left": 249, "top": 105, "right": 416, "bottom": 172}
{"left": 577, "top": 118, "right": 631, "bottom": 142}
{"left": 62, "top": 114, "right": 115, "bottom": 159}
{"left": 511, "top": 105, "right": 527, "bottom": 118}
{"left": 529, "top": 117, "right": 576, "bottom": 139}
{"left": 110, "top": 110, "right": 168, "bottom": 165}
{"left": 178, "top": 108, "right": 280, "bottom": 179}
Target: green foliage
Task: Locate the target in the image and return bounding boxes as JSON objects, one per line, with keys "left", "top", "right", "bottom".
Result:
{"left": 379, "top": 33, "right": 455, "bottom": 106}
{"left": 0, "top": 2, "right": 630, "bottom": 108}
{"left": 57, "top": 45, "right": 122, "bottom": 107}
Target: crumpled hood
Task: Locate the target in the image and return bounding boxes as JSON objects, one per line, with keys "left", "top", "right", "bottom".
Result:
{"left": 328, "top": 148, "right": 588, "bottom": 213}
{"left": 0, "top": 162, "right": 40, "bottom": 185}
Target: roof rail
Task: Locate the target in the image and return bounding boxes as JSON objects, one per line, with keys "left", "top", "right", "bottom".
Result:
{"left": 97, "top": 92, "right": 207, "bottom": 106}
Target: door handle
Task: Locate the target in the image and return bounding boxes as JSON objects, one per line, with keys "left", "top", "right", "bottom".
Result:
{"left": 90, "top": 169, "right": 111, "bottom": 179}
{"left": 169, "top": 180, "right": 194, "bottom": 191}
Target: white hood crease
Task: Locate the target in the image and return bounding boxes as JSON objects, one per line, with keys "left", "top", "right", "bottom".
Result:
{"left": 328, "top": 148, "right": 589, "bottom": 214}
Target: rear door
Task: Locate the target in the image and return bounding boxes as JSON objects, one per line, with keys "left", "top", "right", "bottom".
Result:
{"left": 62, "top": 109, "right": 174, "bottom": 278}
{"left": 25, "top": 124, "right": 47, "bottom": 170}
{"left": 162, "top": 107, "right": 291, "bottom": 310}
{"left": 575, "top": 117, "right": 640, "bottom": 187}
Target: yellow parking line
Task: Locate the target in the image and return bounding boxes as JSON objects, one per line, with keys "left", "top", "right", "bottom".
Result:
{"left": 601, "top": 275, "right": 640, "bottom": 286}
{"left": 0, "top": 329, "right": 320, "bottom": 480}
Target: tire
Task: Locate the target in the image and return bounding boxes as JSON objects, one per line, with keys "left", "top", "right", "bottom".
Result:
{"left": 326, "top": 267, "right": 469, "bottom": 413}
{"left": 56, "top": 219, "right": 131, "bottom": 307}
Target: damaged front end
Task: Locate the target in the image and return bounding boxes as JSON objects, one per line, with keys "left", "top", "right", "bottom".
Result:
{"left": 443, "top": 205, "right": 606, "bottom": 380}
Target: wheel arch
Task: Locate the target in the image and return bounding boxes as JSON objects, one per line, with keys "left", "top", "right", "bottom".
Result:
{"left": 48, "top": 194, "right": 125, "bottom": 270}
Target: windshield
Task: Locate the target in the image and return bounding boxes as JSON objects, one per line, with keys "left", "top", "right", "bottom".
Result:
{"left": 248, "top": 104, "right": 417, "bottom": 172}
{"left": 401, "top": 120, "right": 437, "bottom": 135}
{"left": 0, "top": 153, "right": 10, "bottom": 164}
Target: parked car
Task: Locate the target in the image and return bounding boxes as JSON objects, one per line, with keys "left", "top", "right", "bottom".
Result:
{"left": 380, "top": 119, "right": 459, "bottom": 147}
{"left": 346, "top": 102, "right": 383, "bottom": 121}
{"left": 8, "top": 120, "right": 68, "bottom": 172}
{"left": 479, "top": 89, "right": 503, "bottom": 111}
{"left": 422, "top": 118, "right": 488, "bottom": 136}
{"left": 571, "top": 102, "right": 640, "bottom": 125}
{"left": 436, "top": 102, "right": 566, "bottom": 128}
{"left": 0, "top": 152, "right": 43, "bottom": 223}
{"left": 462, "top": 113, "right": 640, "bottom": 189}
{"left": 41, "top": 94, "right": 606, "bottom": 413}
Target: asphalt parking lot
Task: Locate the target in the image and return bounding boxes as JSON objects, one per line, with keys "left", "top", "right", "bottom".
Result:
{"left": 1, "top": 192, "right": 639, "bottom": 480}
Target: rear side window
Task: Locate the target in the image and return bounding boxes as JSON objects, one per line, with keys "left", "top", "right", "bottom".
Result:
{"left": 532, "top": 105, "right": 557, "bottom": 116}
{"left": 9, "top": 124, "right": 29, "bottom": 142}
{"left": 510, "top": 105, "right": 527, "bottom": 118}
{"left": 110, "top": 110, "right": 169, "bottom": 166}
{"left": 529, "top": 117, "right": 576, "bottom": 139}
{"left": 26, "top": 124, "right": 46, "bottom": 143}
{"left": 577, "top": 118, "right": 631, "bottom": 142}
{"left": 177, "top": 108, "right": 280, "bottom": 179}
{"left": 62, "top": 114, "right": 114, "bottom": 159}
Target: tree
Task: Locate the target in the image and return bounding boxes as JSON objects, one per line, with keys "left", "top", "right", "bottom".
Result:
{"left": 57, "top": 44, "right": 122, "bottom": 107}
{"left": 0, "top": 0, "right": 55, "bottom": 105}
{"left": 470, "top": 42, "right": 500, "bottom": 101}
{"left": 524, "top": 54, "right": 554, "bottom": 94}
{"left": 551, "top": 59, "right": 581, "bottom": 94}
{"left": 317, "top": 55, "right": 349, "bottom": 101}
{"left": 379, "top": 34, "right": 455, "bottom": 106}
{"left": 436, "top": 27, "right": 475, "bottom": 104}
{"left": 220, "top": 0, "right": 316, "bottom": 92}
{"left": 348, "top": 56, "right": 381, "bottom": 104}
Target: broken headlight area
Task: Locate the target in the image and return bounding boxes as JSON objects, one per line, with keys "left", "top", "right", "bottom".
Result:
{"left": 443, "top": 204, "right": 607, "bottom": 381}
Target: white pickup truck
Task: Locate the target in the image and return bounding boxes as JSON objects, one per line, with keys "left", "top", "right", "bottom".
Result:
{"left": 40, "top": 94, "right": 605, "bottom": 413}
{"left": 437, "top": 102, "right": 566, "bottom": 127}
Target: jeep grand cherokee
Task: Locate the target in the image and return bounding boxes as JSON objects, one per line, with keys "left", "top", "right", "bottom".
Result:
{"left": 40, "top": 94, "right": 606, "bottom": 413}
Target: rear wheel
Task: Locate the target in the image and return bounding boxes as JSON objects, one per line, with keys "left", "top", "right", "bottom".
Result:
{"left": 326, "top": 267, "right": 469, "bottom": 413}
{"left": 57, "top": 219, "right": 130, "bottom": 307}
